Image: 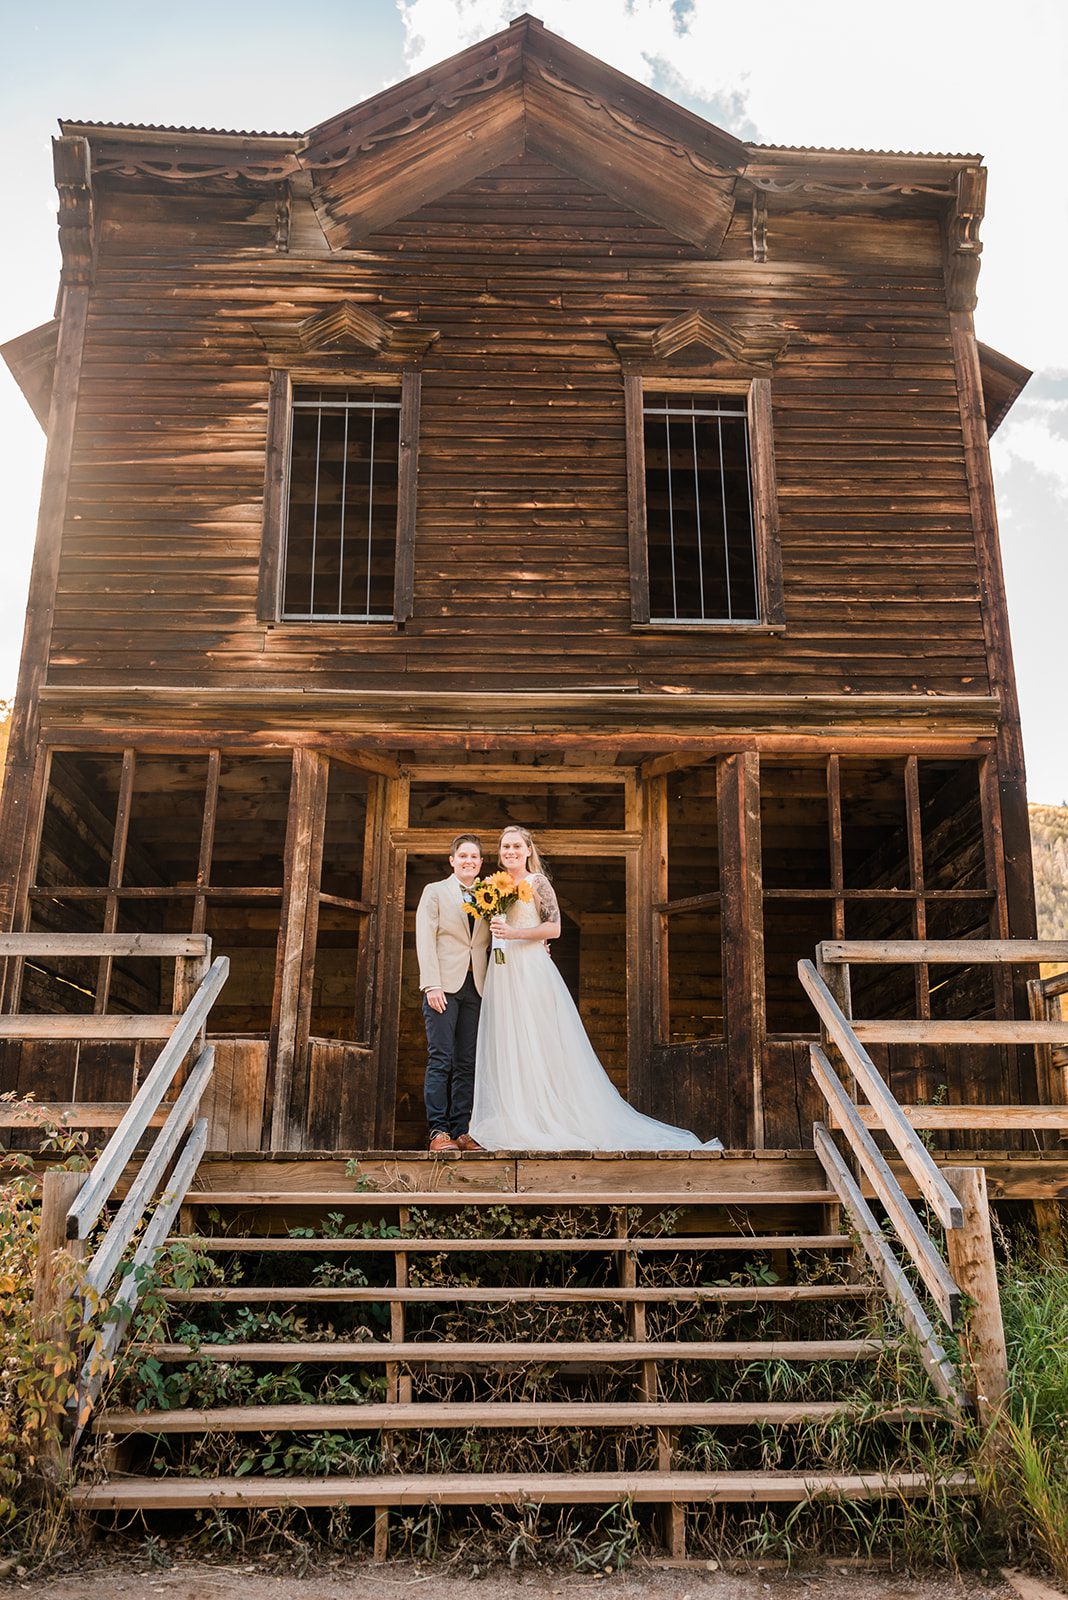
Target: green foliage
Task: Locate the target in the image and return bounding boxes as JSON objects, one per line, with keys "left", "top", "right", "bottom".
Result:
{"left": 985, "top": 1243, "right": 1068, "bottom": 1582}
{"left": 0, "top": 1103, "right": 97, "bottom": 1564}
{"left": 1030, "top": 803, "right": 1068, "bottom": 940}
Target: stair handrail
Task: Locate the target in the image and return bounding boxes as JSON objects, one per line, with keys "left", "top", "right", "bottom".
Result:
{"left": 799, "top": 955, "right": 968, "bottom": 1405}
{"left": 797, "top": 957, "right": 964, "bottom": 1231}
{"left": 25, "top": 948, "right": 232, "bottom": 1438}
{"left": 800, "top": 938, "right": 1061, "bottom": 1421}
{"left": 66, "top": 955, "right": 229, "bottom": 1242}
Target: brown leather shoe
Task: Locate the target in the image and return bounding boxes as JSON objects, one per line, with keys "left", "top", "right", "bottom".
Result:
{"left": 455, "top": 1133, "right": 484, "bottom": 1152}
{"left": 428, "top": 1131, "right": 459, "bottom": 1153}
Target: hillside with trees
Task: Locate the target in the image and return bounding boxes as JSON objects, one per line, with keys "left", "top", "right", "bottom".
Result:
{"left": 1030, "top": 802, "right": 1068, "bottom": 938}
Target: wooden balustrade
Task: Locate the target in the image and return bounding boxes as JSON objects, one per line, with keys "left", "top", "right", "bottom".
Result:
{"left": 6, "top": 933, "right": 229, "bottom": 1446}
{"left": 801, "top": 936, "right": 1068, "bottom": 1422}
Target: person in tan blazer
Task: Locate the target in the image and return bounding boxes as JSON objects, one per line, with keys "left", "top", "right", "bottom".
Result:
{"left": 415, "top": 833, "right": 491, "bottom": 1152}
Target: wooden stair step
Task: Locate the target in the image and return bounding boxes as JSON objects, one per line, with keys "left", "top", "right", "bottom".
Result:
{"left": 183, "top": 1189, "right": 837, "bottom": 1207}
{"left": 93, "top": 1399, "right": 943, "bottom": 1434}
{"left": 172, "top": 1233, "right": 854, "bottom": 1255}
{"left": 161, "top": 1283, "right": 873, "bottom": 1305}
{"left": 70, "top": 1468, "right": 977, "bottom": 1511}
{"left": 143, "top": 1338, "right": 886, "bottom": 1364}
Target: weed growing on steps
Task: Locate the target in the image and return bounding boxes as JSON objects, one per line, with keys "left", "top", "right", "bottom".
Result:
{"left": 979, "top": 1240, "right": 1068, "bottom": 1583}
{"left": 16, "top": 1178, "right": 1066, "bottom": 1579}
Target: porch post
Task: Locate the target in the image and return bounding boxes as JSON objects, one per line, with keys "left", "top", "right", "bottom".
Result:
{"left": 268, "top": 748, "right": 329, "bottom": 1151}
{"left": 371, "top": 773, "right": 410, "bottom": 1149}
{"left": 718, "top": 752, "right": 766, "bottom": 1149}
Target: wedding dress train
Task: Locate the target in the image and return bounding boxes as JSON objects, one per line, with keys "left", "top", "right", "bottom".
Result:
{"left": 468, "top": 883, "right": 722, "bottom": 1152}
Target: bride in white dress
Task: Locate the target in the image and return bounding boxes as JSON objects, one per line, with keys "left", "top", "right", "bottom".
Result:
{"left": 468, "top": 825, "right": 723, "bottom": 1153}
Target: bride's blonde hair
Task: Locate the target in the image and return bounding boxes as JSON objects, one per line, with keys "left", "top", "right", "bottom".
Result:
{"left": 498, "top": 824, "right": 547, "bottom": 877}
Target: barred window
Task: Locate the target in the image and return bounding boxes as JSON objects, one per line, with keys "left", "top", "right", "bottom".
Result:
{"left": 260, "top": 373, "right": 419, "bottom": 625}
{"left": 282, "top": 387, "right": 401, "bottom": 621}
{"left": 625, "top": 378, "right": 784, "bottom": 630}
{"left": 643, "top": 391, "right": 757, "bottom": 622}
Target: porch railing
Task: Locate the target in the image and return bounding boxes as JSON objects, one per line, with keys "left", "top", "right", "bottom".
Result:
{"left": 16, "top": 934, "right": 229, "bottom": 1442}
{"left": 799, "top": 939, "right": 1068, "bottom": 1419}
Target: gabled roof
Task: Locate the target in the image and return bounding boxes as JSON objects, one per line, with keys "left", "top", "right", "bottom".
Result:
{"left": 298, "top": 14, "right": 749, "bottom": 253}
{"left": 55, "top": 13, "right": 990, "bottom": 260}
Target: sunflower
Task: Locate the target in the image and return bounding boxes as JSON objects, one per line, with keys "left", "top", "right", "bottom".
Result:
{"left": 517, "top": 880, "right": 534, "bottom": 902}
{"left": 474, "top": 886, "right": 497, "bottom": 913}
{"left": 462, "top": 901, "right": 477, "bottom": 918}
{"left": 490, "top": 871, "right": 514, "bottom": 891}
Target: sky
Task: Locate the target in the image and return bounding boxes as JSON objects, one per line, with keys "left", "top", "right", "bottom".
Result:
{"left": 0, "top": 0, "right": 1065, "bottom": 799}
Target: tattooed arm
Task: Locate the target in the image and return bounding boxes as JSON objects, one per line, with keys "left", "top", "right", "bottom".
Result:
{"left": 489, "top": 873, "right": 562, "bottom": 943}
{"left": 530, "top": 873, "right": 561, "bottom": 941}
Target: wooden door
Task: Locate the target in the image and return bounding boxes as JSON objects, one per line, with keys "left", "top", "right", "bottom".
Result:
{"left": 386, "top": 781, "right": 637, "bottom": 1149}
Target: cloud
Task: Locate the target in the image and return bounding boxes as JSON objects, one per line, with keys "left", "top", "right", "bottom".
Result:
{"left": 395, "top": 0, "right": 1068, "bottom": 369}
{"left": 993, "top": 387, "right": 1068, "bottom": 502}
{"left": 995, "top": 417, "right": 1068, "bottom": 501}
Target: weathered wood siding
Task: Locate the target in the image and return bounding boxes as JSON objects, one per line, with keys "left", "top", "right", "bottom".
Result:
{"left": 51, "top": 157, "right": 987, "bottom": 699}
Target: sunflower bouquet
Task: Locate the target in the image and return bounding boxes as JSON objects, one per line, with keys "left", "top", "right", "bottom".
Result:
{"left": 462, "top": 871, "right": 534, "bottom": 964}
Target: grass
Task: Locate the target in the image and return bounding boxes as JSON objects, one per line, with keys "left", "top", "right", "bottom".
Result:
{"left": 986, "top": 1241, "right": 1068, "bottom": 1583}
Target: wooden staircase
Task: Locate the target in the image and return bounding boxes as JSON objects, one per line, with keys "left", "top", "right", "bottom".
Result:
{"left": 71, "top": 1154, "right": 974, "bottom": 1556}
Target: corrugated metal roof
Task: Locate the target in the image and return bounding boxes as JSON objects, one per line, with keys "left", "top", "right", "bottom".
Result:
{"left": 62, "top": 122, "right": 980, "bottom": 164}
{"left": 749, "top": 142, "right": 981, "bottom": 160}
{"left": 60, "top": 119, "right": 301, "bottom": 139}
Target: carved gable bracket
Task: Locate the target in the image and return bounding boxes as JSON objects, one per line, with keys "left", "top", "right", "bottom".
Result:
{"left": 610, "top": 310, "right": 791, "bottom": 373}
{"left": 944, "top": 164, "right": 986, "bottom": 312}
{"left": 53, "top": 136, "right": 95, "bottom": 286}
{"left": 254, "top": 301, "right": 440, "bottom": 365}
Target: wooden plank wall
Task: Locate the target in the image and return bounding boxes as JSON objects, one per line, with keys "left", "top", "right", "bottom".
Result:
{"left": 50, "top": 157, "right": 988, "bottom": 698}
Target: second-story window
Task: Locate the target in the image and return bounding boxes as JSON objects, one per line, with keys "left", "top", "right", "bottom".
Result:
{"left": 282, "top": 386, "right": 401, "bottom": 621}
{"left": 624, "top": 377, "right": 784, "bottom": 630}
{"left": 643, "top": 390, "right": 757, "bottom": 623}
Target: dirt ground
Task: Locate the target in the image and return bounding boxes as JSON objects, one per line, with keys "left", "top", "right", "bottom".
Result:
{"left": 1, "top": 1558, "right": 1052, "bottom": 1600}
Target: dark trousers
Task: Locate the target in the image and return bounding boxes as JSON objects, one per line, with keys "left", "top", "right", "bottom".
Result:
{"left": 422, "top": 969, "right": 481, "bottom": 1137}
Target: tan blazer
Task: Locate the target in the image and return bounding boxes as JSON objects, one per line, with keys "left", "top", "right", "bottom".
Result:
{"left": 416, "top": 876, "right": 490, "bottom": 997}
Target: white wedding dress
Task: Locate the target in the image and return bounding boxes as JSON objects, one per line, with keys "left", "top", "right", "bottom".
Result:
{"left": 469, "top": 875, "right": 723, "bottom": 1152}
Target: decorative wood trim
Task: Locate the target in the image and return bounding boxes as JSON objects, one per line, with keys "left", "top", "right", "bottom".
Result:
{"left": 53, "top": 136, "right": 94, "bottom": 286}
{"left": 748, "top": 379, "right": 785, "bottom": 628}
{"left": 394, "top": 372, "right": 421, "bottom": 624}
{"left": 257, "top": 370, "right": 292, "bottom": 623}
{"left": 612, "top": 311, "right": 789, "bottom": 371}
{"left": 623, "top": 376, "right": 650, "bottom": 624}
{"left": 944, "top": 167, "right": 986, "bottom": 313}
{"left": 299, "top": 303, "right": 438, "bottom": 362}
{"left": 255, "top": 308, "right": 439, "bottom": 365}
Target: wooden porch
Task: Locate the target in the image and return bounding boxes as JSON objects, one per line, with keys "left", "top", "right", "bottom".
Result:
{"left": 3, "top": 737, "right": 1043, "bottom": 1155}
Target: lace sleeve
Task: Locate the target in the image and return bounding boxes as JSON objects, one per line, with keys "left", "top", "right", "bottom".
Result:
{"left": 531, "top": 873, "right": 560, "bottom": 925}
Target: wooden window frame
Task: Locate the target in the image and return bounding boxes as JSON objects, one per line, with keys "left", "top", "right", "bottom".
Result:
{"left": 258, "top": 367, "right": 421, "bottom": 626}
{"left": 624, "top": 375, "right": 785, "bottom": 631}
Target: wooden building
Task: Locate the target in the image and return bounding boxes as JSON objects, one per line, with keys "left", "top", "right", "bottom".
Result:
{"left": 0, "top": 13, "right": 1038, "bottom": 1157}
